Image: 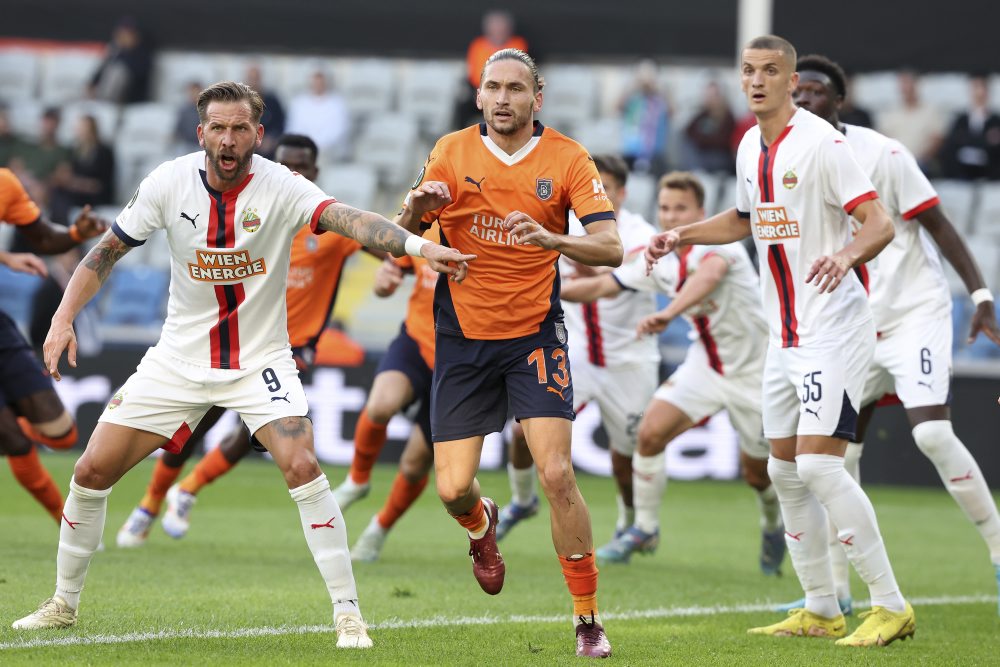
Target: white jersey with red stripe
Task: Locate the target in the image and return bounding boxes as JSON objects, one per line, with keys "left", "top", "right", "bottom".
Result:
{"left": 113, "top": 151, "right": 335, "bottom": 370}
{"left": 735, "top": 107, "right": 877, "bottom": 348}
{"left": 560, "top": 207, "right": 659, "bottom": 368}
{"left": 842, "top": 124, "right": 951, "bottom": 334}
{"left": 614, "top": 242, "right": 767, "bottom": 376}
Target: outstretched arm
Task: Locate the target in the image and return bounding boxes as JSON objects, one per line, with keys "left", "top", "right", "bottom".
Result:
{"left": 806, "top": 198, "right": 894, "bottom": 293}
{"left": 45, "top": 230, "right": 132, "bottom": 379}
{"left": 645, "top": 208, "right": 751, "bottom": 272}
{"left": 503, "top": 215, "right": 624, "bottom": 267}
{"left": 17, "top": 206, "right": 109, "bottom": 255}
{"left": 560, "top": 273, "right": 623, "bottom": 303}
{"left": 637, "top": 255, "right": 728, "bottom": 336}
{"left": 394, "top": 181, "right": 452, "bottom": 234}
{"left": 917, "top": 204, "right": 1000, "bottom": 344}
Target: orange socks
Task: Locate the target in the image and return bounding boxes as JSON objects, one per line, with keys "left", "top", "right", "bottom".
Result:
{"left": 179, "top": 447, "right": 234, "bottom": 495}
{"left": 140, "top": 458, "right": 183, "bottom": 515}
{"left": 376, "top": 472, "right": 429, "bottom": 530}
{"left": 8, "top": 448, "right": 63, "bottom": 523}
{"left": 452, "top": 498, "right": 488, "bottom": 536}
{"left": 17, "top": 417, "right": 78, "bottom": 450}
{"left": 559, "top": 553, "right": 600, "bottom": 619}
{"left": 349, "top": 408, "right": 388, "bottom": 485}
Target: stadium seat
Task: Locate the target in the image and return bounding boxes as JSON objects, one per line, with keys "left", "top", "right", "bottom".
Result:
{"left": 622, "top": 172, "right": 656, "bottom": 222}
{"left": 572, "top": 118, "right": 624, "bottom": 159}
{"left": 0, "top": 49, "right": 40, "bottom": 101}
{"left": 281, "top": 57, "right": 348, "bottom": 102}
{"left": 975, "top": 182, "right": 1000, "bottom": 238}
{"left": 38, "top": 50, "right": 103, "bottom": 104}
{"left": 398, "top": 60, "right": 462, "bottom": 138}
{"left": 5, "top": 99, "right": 43, "bottom": 140}
{"left": 852, "top": 71, "right": 901, "bottom": 112}
{"left": 354, "top": 112, "right": 419, "bottom": 187}
{"left": 920, "top": 73, "right": 970, "bottom": 115}
{"left": 154, "top": 52, "right": 221, "bottom": 104}
{"left": 539, "top": 65, "right": 598, "bottom": 129}
{"left": 100, "top": 266, "right": 169, "bottom": 327}
{"left": 931, "top": 179, "right": 976, "bottom": 236}
{"left": 57, "top": 100, "right": 121, "bottom": 145}
{"left": 0, "top": 265, "right": 44, "bottom": 327}
{"left": 317, "top": 163, "right": 378, "bottom": 212}
{"left": 342, "top": 59, "right": 397, "bottom": 121}
{"left": 963, "top": 234, "right": 1000, "bottom": 289}
{"left": 119, "top": 102, "right": 179, "bottom": 155}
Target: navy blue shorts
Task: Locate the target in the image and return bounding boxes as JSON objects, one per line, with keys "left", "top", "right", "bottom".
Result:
{"left": 376, "top": 324, "right": 433, "bottom": 444}
{"left": 431, "top": 318, "right": 574, "bottom": 442}
{"left": 0, "top": 311, "right": 54, "bottom": 406}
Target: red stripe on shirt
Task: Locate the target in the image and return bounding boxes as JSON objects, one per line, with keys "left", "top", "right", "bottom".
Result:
{"left": 843, "top": 190, "right": 878, "bottom": 214}
{"left": 310, "top": 198, "right": 338, "bottom": 234}
{"left": 901, "top": 196, "right": 940, "bottom": 220}
{"left": 694, "top": 315, "right": 724, "bottom": 375}
{"left": 767, "top": 244, "right": 799, "bottom": 347}
{"left": 582, "top": 302, "right": 606, "bottom": 367}
{"left": 758, "top": 125, "right": 794, "bottom": 203}
{"left": 854, "top": 264, "right": 870, "bottom": 294}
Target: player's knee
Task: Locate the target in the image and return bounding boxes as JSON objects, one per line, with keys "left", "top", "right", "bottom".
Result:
{"left": 72, "top": 456, "right": 114, "bottom": 490}
{"left": 912, "top": 420, "right": 958, "bottom": 461}
{"left": 536, "top": 458, "right": 576, "bottom": 497}
{"left": 1, "top": 434, "right": 33, "bottom": 457}
{"left": 280, "top": 450, "right": 322, "bottom": 489}
{"left": 365, "top": 397, "right": 398, "bottom": 425}
{"left": 636, "top": 422, "right": 666, "bottom": 456}
{"left": 400, "top": 450, "right": 431, "bottom": 481}
{"left": 741, "top": 459, "right": 770, "bottom": 490}
{"left": 435, "top": 477, "right": 473, "bottom": 506}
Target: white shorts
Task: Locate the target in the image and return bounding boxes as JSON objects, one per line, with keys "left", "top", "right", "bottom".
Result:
{"left": 862, "top": 316, "right": 952, "bottom": 408}
{"left": 652, "top": 346, "right": 770, "bottom": 460}
{"left": 762, "top": 319, "right": 875, "bottom": 441}
{"left": 99, "top": 345, "right": 308, "bottom": 452}
{"left": 573, "top": 359, "right": 658, "bottom": 456}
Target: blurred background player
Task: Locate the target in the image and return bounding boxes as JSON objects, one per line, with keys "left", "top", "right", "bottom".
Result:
{"left": 556, "top": 172, "right": 781, "bottom": 573}
{"left": 395, "top": 49, "right": 621, "bottom": 658}
{"left": 1, "top": 167, "right": 106, "bottom": 523}
{"left": 495, "top": 154, "right": 659, "bottom": 549}
{"left": 346, "top": 235, "right": 439, "bottom": 562}
{"left": 116, "top": 133, "right": 375, "bottom": 546}
{"left": 647, "top": 35, "right": 914, "bottom": 647}
{"left": 790, "top": 53, "right": 1000, "bottom": 615}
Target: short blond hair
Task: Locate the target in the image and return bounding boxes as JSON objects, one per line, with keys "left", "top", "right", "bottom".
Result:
{"left": 743, "top": 34, "right": 797, "bottom": 69}
{"left": 658, "top": 171, "right": 705, "bottom": 208}
{"left": 197, "top": 81, "right": 265, "bottom": 124}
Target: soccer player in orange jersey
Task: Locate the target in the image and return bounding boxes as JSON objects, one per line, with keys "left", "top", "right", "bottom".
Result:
{"left": 0, "top": 169, "right": 106, "bottom": 523}
{"left": 395, "top": 49, "right": 622, "bottom": 658}
{"left": 116, "top": 134, "right": 376, "bottom": 546}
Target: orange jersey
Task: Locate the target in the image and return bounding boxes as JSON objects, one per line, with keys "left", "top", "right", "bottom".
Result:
{"left": 394, "top": 224, "right": 441, "bottom": 367}
{"left": 466, "top": 35, "right": 529, "bottom": 88}
{"left": 0, "top": 168, "right": 41, "bottom": 226}
{"left": 418, "top": 123, "right": 615, "bottom": 340}
{"left": 286, "top": 225, "right": 362, "bottom": 348}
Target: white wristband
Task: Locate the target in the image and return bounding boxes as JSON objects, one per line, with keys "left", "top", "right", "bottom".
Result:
{"left": 404, "top": 235, "right": 429, "bottom": 258}
{"left": 971, "top": 288, "right": 994, "bottom": 306}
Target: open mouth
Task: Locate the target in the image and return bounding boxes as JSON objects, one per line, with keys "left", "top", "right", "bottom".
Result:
{"left": 751, "top": 93, "right": 766, "bottom": 103}
{"left": 493, "top": 110, "right": 513, "bottom": 121}
{"left": 220, "top": 155, "right": 237, "bottom": 170}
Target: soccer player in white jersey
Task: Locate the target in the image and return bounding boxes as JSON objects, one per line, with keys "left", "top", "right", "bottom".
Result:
{"left": 496, "top": 155, "right": 660, "bottom": 544}
{"left": 789, "top": 53, "right": 1000, "bottom": 615}
{"left": 646, "top": 36, "right": 914, "bottom": 647}
{"left": 11, "top": 82, "right": 474, "bottom": 647}
{"left": 557, "top": 172, "right": 783, "bottom": 572}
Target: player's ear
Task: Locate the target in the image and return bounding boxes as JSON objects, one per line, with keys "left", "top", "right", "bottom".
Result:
{"left": 533, "top": 90, "right": 543, "bottom": 113}
{"left": 788, "top": 71, "right": 800, "bottom": 93}
{"left": 475, "top": 89, "right": 483, "bottom": 111}
{"left": 256, "top": 124, "right": 264, "bottom": 147}
{"left": 196, "top": 123, "right": 205, "bottom": 148}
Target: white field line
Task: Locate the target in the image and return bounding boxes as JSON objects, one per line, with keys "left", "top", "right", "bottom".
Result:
{"left": 0, "top": 594, "right": 993, "bottom": 651}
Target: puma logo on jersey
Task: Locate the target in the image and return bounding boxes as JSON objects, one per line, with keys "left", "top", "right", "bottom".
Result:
{"left": 464, "top": 175, "right": 486, "bottom": 192}
{"left": 270, "top": 392, "right": 290, "bottom": 403}
{"left": 804, "top": 406, "right": 821, "bottom": 419}
{"left": 180, "top": 211, "right": 200, "bottom": 228}
{"left": 917, "top": 380, "right": 933, "bottom": 390}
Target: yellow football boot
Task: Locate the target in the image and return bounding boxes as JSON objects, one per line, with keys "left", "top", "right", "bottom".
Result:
{"left": 748, "top": 608, "right": 846, "bottom": 638}
{"left": 835, "top": 602, "right": 915, "bottom": 647}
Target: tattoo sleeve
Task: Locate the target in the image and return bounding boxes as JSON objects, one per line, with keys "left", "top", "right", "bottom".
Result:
{"left": 82, "top": 230, "right": 133, "bottom": 284}
{"left": 318, "top": 203, "right": 409, "bottom": 256}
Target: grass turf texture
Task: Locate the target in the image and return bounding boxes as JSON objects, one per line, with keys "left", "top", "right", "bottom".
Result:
{"left": 1, "top": 453, "right": 997, "bottom": 665}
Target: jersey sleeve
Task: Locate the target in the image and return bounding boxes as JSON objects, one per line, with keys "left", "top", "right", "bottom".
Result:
{"left": 565, "top": 149, "right": 616, "bottom": 226}
{"left": 691, "top": 243, "right": 739, "bottom": 268}
{"left": 612, "top": 252, "right": 677, "bottom": 293}
{"left": 275, "top": 169, "right": 336, "bottom": 234}
{"left": 820, "top": 133, "right": 879, "bottom": 214}
{"left": 113, "top": 166, "right": 168, "bottom": 246}
{"left": 0, "top": 169, "right": 41, "bottom": 226}
{"left": 888, "top": 142, "right": 940, "bottom": 220}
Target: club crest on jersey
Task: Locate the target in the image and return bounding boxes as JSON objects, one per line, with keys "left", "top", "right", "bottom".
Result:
{"left": 555, "top": 321, "right": 567, "bottom": 344}
{"left": 536, "top": 178, "right": 553, "bottom": 201}
{"left": 241, "top": 207, "right": 262, "bottom": 233}
{"left": 782, "top": 169, "right": 798, "bottom": 189}
{"left": 108, "top": 390, "right": 125, "bottom": 410}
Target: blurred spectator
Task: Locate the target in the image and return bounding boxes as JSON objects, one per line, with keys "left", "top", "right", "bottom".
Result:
{"left": 681, "top": 81, "right": 735, "bottom": 173}
{"left": 10, "top": 108, "right": 71, "bottom": 208}
{"left": 174, "top": 81, "right": 203, "bottom": 153}
{"left": 941, "top": 74, "right": 1000, "bottom": 181}
{"left": 246, "top": 65, "right": 286, "bottom": 159}
{"left": 88, "top": 17, "right": 152, "bottom": 105}
{"left": 50, "top": 115, "right": 115, "bottom": 224}
{"left": 0, "top": 106, "right": 28, "bottom": 168}
{"left": 730, "top": 111, "right": 757, "bottom": 157}
{"left": 839, "top": 74, "right": 873, "bottom": 128}
{"left": 618, "top": 60, "right": 670, "bottom": 175}
{"left": 877, "top": 71, "right": 946, "bottom": 173}
{"left": 285, "top": 70, "right": 350, "bottom": 161}
{"left": 456, "top": 9, "right": 529, "bottom": 128}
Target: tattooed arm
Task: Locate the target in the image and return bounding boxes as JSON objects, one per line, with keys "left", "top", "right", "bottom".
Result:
{"left": 317, "top": 202, "right": 477, "bottom": 282}
{"left": 43, "top": 230, "right": 132, "bottom": 379}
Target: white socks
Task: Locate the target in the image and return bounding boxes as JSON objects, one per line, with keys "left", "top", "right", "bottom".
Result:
{"left": 755, "top": 484, "right": 782, "bottom": 532}
{"left": 508, "top": 462, "right": 536, "bottom": 508}
{"left": 55, "top": 477, "right": 112, "bottom": 610}
{"left": 826, "top": 442, "right": 864, "bottom": 601}
{"left": 616, "top": 494, "right": 635, "bottom": 533}
{"left": 796, "top": 454, "right": 904, "bottom": 613}
{"left": 289, "top": 474, "right": 361, "bottom": 620}
{"left": 632, "top": 452, "right": 666, "bottom": 534}
{"left": 767, "top": 457, "right": 839, "bottom": 618}
{"left": 913, "top": 420, "right": 1000, "bottom": 564}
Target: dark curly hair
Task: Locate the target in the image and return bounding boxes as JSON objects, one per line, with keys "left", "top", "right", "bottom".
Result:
{"left": 796, "top": 54, "right": 848, "bottom": 99}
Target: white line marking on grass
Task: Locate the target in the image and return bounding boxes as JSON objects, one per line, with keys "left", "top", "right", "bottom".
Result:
{"left": 1, "top": 594, "right": 992, "bottom": 651}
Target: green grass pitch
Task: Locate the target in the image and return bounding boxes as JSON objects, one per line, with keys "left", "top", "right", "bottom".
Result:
{"left": 1, "top": 453, "right": 997, "bottom": 665}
